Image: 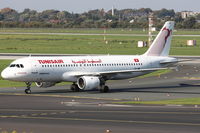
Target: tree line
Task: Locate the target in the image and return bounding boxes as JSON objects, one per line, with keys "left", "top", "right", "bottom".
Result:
{"left": 0, "top": 7, "right": 199, "bottom": 29}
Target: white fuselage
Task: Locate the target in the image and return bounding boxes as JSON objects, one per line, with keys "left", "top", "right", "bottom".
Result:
{"left": 1, "top": 55, "right": 175, "bottom": 82}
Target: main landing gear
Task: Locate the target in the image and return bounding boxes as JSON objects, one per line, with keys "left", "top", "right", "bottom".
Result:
{"left": 99, "top": 85, "right": 109, "bottom": 93}
{"left": 25, "top": 82, "right": 32, "bottom": 94}
{"left": 99, "top": 78, "right": 109, "bottom": 93}
{"left": 70, "top": 83, "right": 80, "bottom": 92}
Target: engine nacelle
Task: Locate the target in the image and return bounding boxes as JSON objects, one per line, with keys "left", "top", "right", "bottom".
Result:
{"left": 35, "top": 82, "right": 56, "bottom": 88}
{"left": 77, "top": 76, "right": 100, "bottom": 90}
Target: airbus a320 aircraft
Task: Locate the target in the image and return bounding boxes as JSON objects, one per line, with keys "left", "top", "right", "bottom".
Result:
{"left": 1, "top": 21, "right": 177, "bottom": 94}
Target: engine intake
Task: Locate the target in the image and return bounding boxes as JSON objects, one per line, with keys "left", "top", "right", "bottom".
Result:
{"left": 77, "top": 76, "right": 100, "bottom": 90}
{"left": 35, "top": 82, "right": 56, "bottom": 88}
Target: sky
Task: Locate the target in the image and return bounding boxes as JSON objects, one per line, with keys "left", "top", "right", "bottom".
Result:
{"left": 0, "top": 0, "right": 200, "bottom": 13}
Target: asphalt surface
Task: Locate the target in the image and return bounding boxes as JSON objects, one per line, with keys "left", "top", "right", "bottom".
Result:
{"left": 0, "top": 56, "right": 200, "bottom": 133}
{"left": 1, "top": 95, "right": 200, "bottom": 133}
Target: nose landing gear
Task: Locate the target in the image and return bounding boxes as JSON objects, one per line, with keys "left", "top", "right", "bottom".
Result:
{"left": 25, "top": 82, "right": 32, "bottom": 94}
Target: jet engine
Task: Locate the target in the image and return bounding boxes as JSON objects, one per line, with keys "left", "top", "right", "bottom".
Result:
{"left": 35, "top": 82, "right": 56, "bottom": 88}
{"left": 77, "top": 76, "right": 100, "bottom": 90}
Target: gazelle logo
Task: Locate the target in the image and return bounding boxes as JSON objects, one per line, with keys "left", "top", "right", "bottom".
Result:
{"left": 162, "top": 27, "right": 172, "bottom": 49}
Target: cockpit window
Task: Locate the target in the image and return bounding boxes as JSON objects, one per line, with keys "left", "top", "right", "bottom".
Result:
{"left": 9, "top": 64, "right": 24, "bottom": 68}
{"left": 10, "top": 64, "right": 16, "bottom": 67}
{"left": 16, "top": 64, "right": 20, "bottom": 68}
{"left": 20, "top": 64, "right": 24, "bottom": 68}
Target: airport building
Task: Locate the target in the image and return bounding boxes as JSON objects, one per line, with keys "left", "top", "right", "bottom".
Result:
{"left": 181, "top": 11, "right": 200, "bottom": 19}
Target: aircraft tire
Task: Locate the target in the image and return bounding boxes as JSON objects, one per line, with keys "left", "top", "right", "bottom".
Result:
{"left": 100, "top": 85, "right": 109, "bottom": 93}
{"left": 70, "top": 84, "right": 80, "bottom": 92}
{"left": 25, "top": 89, "right": 31, "bottom": 94}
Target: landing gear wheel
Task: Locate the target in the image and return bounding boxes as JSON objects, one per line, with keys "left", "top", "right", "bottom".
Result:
{"left": 100, "top": 85, "right": 109, "bottom": 93}
{"left": 25, "top": 89, "right": 31, "bottom": 94}
{"left": 70, "top": 84, "right": 80, "bottom": 92}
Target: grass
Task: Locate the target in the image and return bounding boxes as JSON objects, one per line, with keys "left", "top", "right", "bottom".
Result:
{"left": 1, "top": 28, "right": 200, "bottom": 35}
{"left": 0, "top": 34, "right": 147, "bottom": 54}
{"left": 0, "top": 28, "right": 148, "bottom": 34}
{"left": 116, "top": 97, "right": 200, "bottom": 105}
{"left": 0, "top": 34, "right": 199, "bottom": 55}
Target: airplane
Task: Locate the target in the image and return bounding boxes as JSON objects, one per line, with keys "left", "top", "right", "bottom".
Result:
{"left": 1, "top": 21, "right": 177, "bottom": 94}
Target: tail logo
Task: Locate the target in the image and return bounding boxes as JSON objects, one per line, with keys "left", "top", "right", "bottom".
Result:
{"left": 144, "top": 21, "right": 174, "bottom": 56}
{"left": 162, "top": 27, "right": 172, "bottom": 49}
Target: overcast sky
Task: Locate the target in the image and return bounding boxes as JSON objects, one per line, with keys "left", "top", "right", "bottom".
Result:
{"left": 0, "top": 0, "right": 199, "bottom": 13}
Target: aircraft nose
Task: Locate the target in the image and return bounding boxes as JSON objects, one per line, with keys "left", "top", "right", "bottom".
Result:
{"left": 1, "top": 69, "right": 9, "bottom": 80}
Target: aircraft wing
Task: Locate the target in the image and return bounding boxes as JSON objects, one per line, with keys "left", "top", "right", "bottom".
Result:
{"left": 72, "top": 67, "right": 173, "bottom": 77}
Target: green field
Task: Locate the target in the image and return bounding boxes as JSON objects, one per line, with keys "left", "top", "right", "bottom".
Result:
{"left": 0, "top": 28, "right": 147, "bottom": 34}
{"left": 1, "top": 28, "right": 200, "bottom": 35}
{"left": 0, "top": 34, "right": 199, "bottom": 55}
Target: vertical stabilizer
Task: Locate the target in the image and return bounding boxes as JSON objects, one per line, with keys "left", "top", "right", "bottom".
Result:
{"left": 144, "top": 21, "right": 174, "bottom": 56}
